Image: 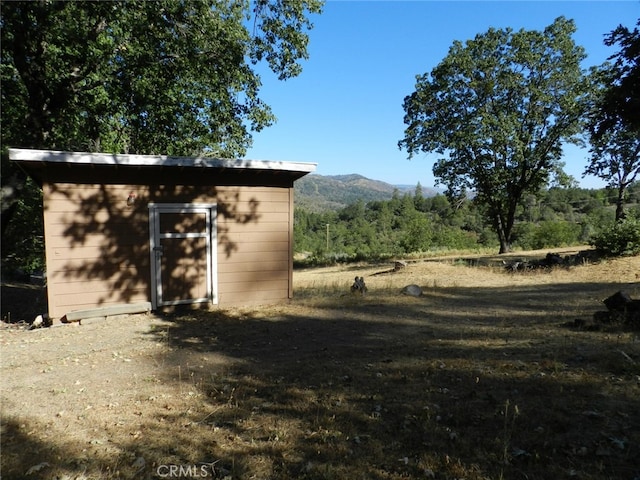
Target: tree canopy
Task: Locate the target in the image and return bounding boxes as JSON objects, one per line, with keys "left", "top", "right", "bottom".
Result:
{"left": 592, "top": 18, "right": 640, "bottom": 139}
{"left": 0, "top": 0, "right": 322, "bottom": 272}
{"left": 398, "top": 17, "right": 593, "bottom": 253}
{"left": 292, "top": 182, "right": 626, "bottom": 264}
{"left": 585, "top": 18, "right": 640, "bottom": 221}
{"left": 0, "top": 0, "right": 323, "bottom": 156}
{"left": 585, "top": 99, "right": 640, "bottom": 221}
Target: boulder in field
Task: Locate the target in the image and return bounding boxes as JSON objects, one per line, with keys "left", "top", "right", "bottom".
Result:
{"left": 401, "top": 284, "right": 423, "bottom": 297}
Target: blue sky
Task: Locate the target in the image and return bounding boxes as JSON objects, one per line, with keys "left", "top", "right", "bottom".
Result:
{"left": 245, "top": 1, "right": 639, "bottom": 190}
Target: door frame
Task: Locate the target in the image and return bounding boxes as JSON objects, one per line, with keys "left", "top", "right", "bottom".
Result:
{"left": 148, "top": 203, "right": 218, "bottom": 309}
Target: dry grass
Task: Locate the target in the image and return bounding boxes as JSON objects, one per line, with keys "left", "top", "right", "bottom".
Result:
{"left": 1, "top": 249, "right": 640, "bottom": 479}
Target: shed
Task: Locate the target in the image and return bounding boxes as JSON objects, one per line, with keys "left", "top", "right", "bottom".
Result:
{"left": 9, "top": 148, "right": 316, "bottom": 320}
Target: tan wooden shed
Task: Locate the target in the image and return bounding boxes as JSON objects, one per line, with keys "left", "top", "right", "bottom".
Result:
{"left": 9, "top": 148, "right": 316, "bottom": 320}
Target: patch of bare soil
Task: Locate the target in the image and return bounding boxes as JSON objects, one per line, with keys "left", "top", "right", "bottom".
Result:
{"left": 1, "top": 250, "right": 640, "bottom": 480}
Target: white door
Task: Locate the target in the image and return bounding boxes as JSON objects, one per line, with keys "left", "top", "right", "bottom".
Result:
{"left": 148, "top": 203, "right": 217, "bottom": 309}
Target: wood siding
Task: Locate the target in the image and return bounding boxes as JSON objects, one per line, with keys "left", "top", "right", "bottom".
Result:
{"left": 215, "top": 186, "right": 292, "bottom": 305}
{"left": 42, "top": 179, "right": 294, "bottom": 318}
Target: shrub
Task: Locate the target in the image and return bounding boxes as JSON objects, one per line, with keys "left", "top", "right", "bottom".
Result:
{"left": 431, "top": 226, "right": 479, "bottom": 250}
{"left": 532, "top": 221, "right": 581, "bottom": 249}
{"left": 590, "top": 216, "right": 640, "bottom": 256}
{"left": 513, "top": 221, "right": 581, "bottom": 250}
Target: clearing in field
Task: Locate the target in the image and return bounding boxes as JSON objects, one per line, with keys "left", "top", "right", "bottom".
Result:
{"left": 1, "top": 249, "right": 639, "bottom": 479}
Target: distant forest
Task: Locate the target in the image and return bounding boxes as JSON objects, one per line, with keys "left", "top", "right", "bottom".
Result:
{"left": 293, "top": 183, "right": 640, "bottom": 263}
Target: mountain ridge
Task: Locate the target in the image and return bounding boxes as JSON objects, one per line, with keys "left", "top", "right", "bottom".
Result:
{"left": 294, "top": 173, "right": 440, "bottom": 211}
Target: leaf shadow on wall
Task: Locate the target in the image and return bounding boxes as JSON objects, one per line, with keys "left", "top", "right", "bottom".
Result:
{"left": 47, "top": 176, "right": 262, "bottom": 312}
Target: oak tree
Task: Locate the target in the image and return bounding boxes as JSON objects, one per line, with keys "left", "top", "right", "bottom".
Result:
{"left": 1, "top": 0, "right": 322, "bottom": 156}
{"left": 0, "top": 0, "right": 322, "bottom": 269}
{"left": 591, "top": 19, "right": 640, "bottom": 138}
{"left": 585, "top": 19, "right": 640, "bottom": 221}
{"left": 585, "top": 102, "right": 640, "bottom": 221}
{"left": 399, "top": 17, "right": 592, "bottom": 253}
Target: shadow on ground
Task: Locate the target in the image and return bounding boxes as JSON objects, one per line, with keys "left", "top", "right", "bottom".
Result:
{"left": 0, "top": 282, "right": 47, "bottom": 323}
{"left": 2, "top": 281, "right": 639, "bottom": 479}
{"left": 150, "top": 281, "right": 640, "bottom": 479}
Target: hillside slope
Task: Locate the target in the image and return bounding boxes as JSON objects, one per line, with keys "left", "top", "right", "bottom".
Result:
{"left": 294, "top": 173, "right": 438, "bottom": 211}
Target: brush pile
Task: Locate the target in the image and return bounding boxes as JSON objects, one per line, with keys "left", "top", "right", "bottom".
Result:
{"left": 504, "top": 251, "right": 596, "bottom": 272}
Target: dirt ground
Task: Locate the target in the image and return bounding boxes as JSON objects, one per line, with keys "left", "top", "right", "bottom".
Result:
{"left": 1, "top": 249, "right": 640, "bottom": 479}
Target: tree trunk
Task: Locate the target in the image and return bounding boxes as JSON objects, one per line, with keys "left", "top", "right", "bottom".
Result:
{"left": 495, "top": 214, "right": 511, "bottom": 254}
{"left": 499, "top": 238, "right": 511, "bottom": 254}
{"left": 615, "top": 185, "right": 626, "bottom": 221}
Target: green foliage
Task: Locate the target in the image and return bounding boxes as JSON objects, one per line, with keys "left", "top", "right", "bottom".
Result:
{"left": 293, "top": 184, "right": 625, "bottom": 266}
{"left": 432, "top": 225, "right": 480, "bottom": 250}
{"left": 0, "top": 0, "right": 323, "bottom": 274}
{"left": 399, "top": 17, "right": 594, "bottom": 253}
{"left": 399, "top": 214, "right": 432, "bottom": 253}
{"left": 584, "top": 19, "right": 640, "bottom": 221}
{"left": 1, "top": 0, "right": 323, "bottom": 156}
{"left": 512, "top": 221, "right": 581, "bottom": 250}
{"left": 590, "top": 216, "right": 640, "bottom": 256}
{"left": 592, "top": 19, "right": 640, "bottom": 139}
{"left": 1, "top": 176, "right": 44, "bottom": 274}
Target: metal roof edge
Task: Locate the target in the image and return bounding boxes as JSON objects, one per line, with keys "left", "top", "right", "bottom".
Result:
{"left": 8, "top": 148, "right": 317, "bottom": 174}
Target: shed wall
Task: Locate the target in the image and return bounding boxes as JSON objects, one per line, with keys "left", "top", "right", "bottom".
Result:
{"left": 42, "top": 181, "right": 293, "bottom": 318}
